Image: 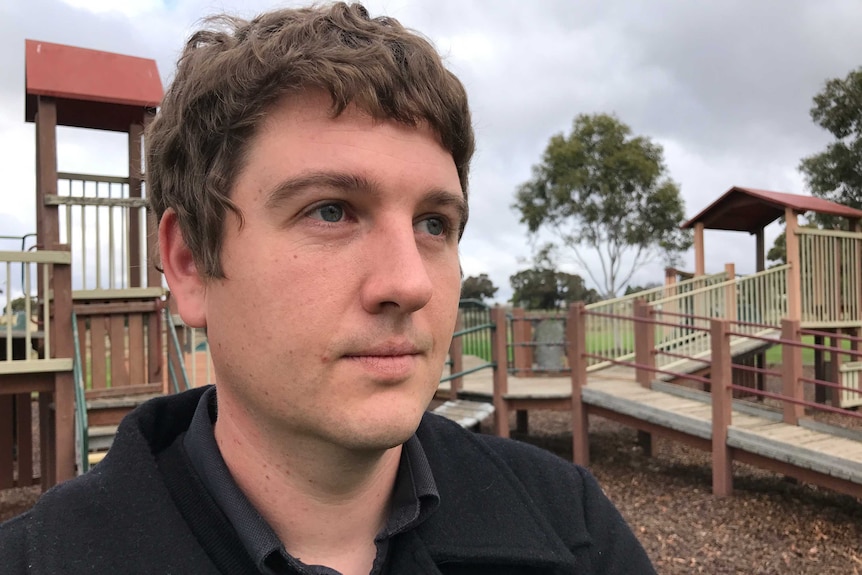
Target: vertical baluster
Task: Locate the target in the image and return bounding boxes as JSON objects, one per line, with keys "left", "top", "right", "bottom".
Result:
{"left": 42, "top": 262, "right": 51, "bottom": 358}
{"left": 109, "top": 182, "right": 115, "bottom": 290}
{"left": 24, "top": 263, "right": 31, "bottom": 356}
{"left": 81, "top": 188, "right": 87, "bottom": 290}
{"left": 4, "top": 261, "right": 11, "bottom": 362}
{"left": 95, "top": 180, "right": 102, "bottom": 290}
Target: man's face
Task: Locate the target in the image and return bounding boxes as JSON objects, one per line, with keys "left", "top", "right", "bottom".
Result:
{"left": 188, "top": 92, "right": 464, "bottom": 451}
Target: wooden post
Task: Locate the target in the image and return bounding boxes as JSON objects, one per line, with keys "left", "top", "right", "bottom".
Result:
{"left": 0, "top": 396, "right": 12, "bottom": 489}
{"left": 694, "top": 222, "right": 705, "bottom": 276}
{"left": 781, "top": 318, "right": 804, "bottom": 425}
{"left": 15, "top": 393, "right": 33, "bottom": 486}
{"left": 711, "top": 318, "right": 733, "bottom": 496}
{"left": 50, "top": 247, "right": 76, "bottom": 485}
{"left": 756, "top": 228, "right": 766, "bottom": 272}
{"left": 724, "top": 263, "right": 737, "bottom": 323}
{"left": 828, "top": 331, "right": 842, "bottom": 408}
{"left": 35, "top": 97, "right": 59, "bottom": 308}
{"left": 128, "top": 123, "right": 144, "bottom": 288}
{"left": 36, "top": 97, "right": 59, "bottom": 249}
{"left": 490, "top": 307, "right": 510, "bottom": 438}
{"left": 511, "top": 308, "right": 531, "bottom": 376}
{"left": 145, "top": 111, "right": 163, "bottom": 386}
{"left": 814, "top": 333, "right": 826, "bottom": 405}
{"left": 633, "top": 299, "right": 655, "bottom": 388}
{"left": 568, "top": 303, "right": 589, "bottom": 466}
{"left": 447, "top": 312, "right": 464, "bottom": 399}
{"left": 785, "top": 209, "right": 802, "bottom": 322}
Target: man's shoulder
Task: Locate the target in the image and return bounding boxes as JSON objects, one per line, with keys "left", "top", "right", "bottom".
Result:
{"left": 0, "top": 388, "right": 210, "bottom": 574}
{"left": 417, "top": 413, "right": 593, "bottom": 530}
{"left": 419, "top": 412, "right": 587, "bottom": 486}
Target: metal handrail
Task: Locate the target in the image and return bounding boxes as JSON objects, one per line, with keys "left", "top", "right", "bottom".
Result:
{"left": 164, "top": 307, "right": 191, "bottom": 393}
{"left": 71, "top": 312, "right": 89, "bottom": 474}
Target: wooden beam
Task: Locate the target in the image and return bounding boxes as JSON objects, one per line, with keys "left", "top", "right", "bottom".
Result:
{"left": 129, "top": 123, "right": 144, "bottom": 288}
{"left": 633, "top": 299, "right": 655, "bottom": 388}
{"left": 447, "top": 312, "right": 464, "bottom": 399}
{"left": 36, "top": 97, "right": 59, "bottom": 249}
{"left": 694, "top": 222, "right": 705, "bottom": 276}
{"left": 710, "top": 318, "right": 733, "bottom": 496}
{"left": 756, "top": 228, "right": 765, "bottom": 273}
{"left": 785, "top": 209, "right": 802, "bottom": 321}
{"left": 0, "top": 395, "right": 13, "bottom": 489}
{"left": 781, "top": 319, "right": 804, "bottom": 425}
{"left": 51, "top": 254, "right": 76, "bottom": 484}
{"left": 569, "top": 303, "right": 590, "bottom": 466}
{"left": 724, "top": 263, "right": 737, "bottom": 323}
{"left": 490, "top": 307, "right": 510, "bottom": 438}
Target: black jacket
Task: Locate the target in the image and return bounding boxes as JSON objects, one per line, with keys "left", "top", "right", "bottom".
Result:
{"left": 0, "top": 387, "right": 655, "bottom": 574}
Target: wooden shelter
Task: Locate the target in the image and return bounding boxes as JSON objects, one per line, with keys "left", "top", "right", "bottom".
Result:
{"left": 683, "top": 186, "right": 862, "bottom": 326}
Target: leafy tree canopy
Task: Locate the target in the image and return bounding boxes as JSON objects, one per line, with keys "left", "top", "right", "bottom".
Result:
{"left": 513, "top": 113, "right": 691, "bottom": 299}
{"left": 460, "top": 273, "right": 499, "bottom": 302}
{"left": 509, "top": 256, "right": 599, "bottom": 310}
{"left": 800, "top": 67, "right": 862, "bottom": 218}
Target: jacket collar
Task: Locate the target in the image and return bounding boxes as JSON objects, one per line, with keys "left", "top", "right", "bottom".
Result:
{"left": 135, "top": 390, "right": 587, "bottom": 572}
{"left": 407, "top": 414, "right": 589, "bottom": 572}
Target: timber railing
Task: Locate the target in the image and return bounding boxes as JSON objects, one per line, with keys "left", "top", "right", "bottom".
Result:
{"left": 53, "top": 172, "right": 148, "bottom": 292}
{"left": 571, "top": 302, "right": 862, "bottom": 498}
{"left": 646, "top": 265, "right": 789, "bottom": 371}
{"left": 798, "top": 228, "right": 862, "bottom": 327}
{"left": 0, "top": 247, "right": 76, "bottom": 489}
{"left": 583, "top": 271, "right": 729, "bottom": 371}
{"left": 1, "top": 249, "right": 73, "bottom": 373}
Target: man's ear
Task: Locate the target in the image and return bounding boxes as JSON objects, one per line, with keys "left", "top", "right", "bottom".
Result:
{"left": 159, "top": 209, "right": 207, "bottom": 328}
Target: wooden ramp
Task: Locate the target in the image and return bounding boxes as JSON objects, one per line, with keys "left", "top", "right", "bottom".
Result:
{"left": 582, "top": 376, "right": 862, "bottom": 496}
{"left": 439, "top": 350, "right": 862, "bottom": 498}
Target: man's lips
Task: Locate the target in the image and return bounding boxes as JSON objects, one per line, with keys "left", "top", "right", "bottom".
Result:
{"left": 340, "top": 342, "right": 425, "bottom": 378}
{"left": 343, "top": 342, "right": 422, "bottom": 358}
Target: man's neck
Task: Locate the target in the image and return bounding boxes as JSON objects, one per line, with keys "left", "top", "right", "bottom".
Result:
{"left": 213, "top": 391, "right": 401, "bottom": 575}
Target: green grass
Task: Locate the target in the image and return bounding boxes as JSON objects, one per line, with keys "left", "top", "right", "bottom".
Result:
{"left": 764, "top": 335, "right": 858, "bottom": 366}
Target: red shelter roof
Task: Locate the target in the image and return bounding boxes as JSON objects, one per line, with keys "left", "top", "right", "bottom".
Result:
{"left": 682, "top": 186, "right": 862, "bottom": 233}
{"left": 25, "top": 39, "right": 163, "bottom": 132}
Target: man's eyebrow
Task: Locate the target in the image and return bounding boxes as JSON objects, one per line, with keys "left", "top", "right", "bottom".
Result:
{"left": 263, "top": 171, "right": 374, "bottom": 209}
{"left": 424, "top": 189, "right": 469, "bottom": 235}
{"left": 263, "top": 171, "right": 468, "bottom": 232}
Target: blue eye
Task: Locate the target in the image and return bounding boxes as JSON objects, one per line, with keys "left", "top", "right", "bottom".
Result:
{"left": 315, "top": 204, "right": 344, "bottom": 222}
{"left": 420, "top": 217, "right": 446, "bottom": 236}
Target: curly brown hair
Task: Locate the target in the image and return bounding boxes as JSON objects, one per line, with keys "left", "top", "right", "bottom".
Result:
{"left": 145, "top": 2, "right": 474, "bottom": 278}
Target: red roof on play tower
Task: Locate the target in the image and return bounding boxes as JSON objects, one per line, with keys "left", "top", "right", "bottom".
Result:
{"left": 25, "top": 39, "right": 163, "bottom": 132}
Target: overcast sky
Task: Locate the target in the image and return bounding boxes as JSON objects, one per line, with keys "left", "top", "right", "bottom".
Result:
{"left": 2, "top": 0, "right": 861, "bottom": 302}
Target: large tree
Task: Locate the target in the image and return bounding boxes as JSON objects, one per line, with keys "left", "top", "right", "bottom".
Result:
{"left": 513, "top": 113, "right": 691, "bottom": 298}
{"left": 509, "top": 266, "right": 599, "bottom": 310}
{"left": 460, "top": 273, "right": 498, "bottom": 302}
{"left": 799, "top": 67, "right": 862, "bottom": 214}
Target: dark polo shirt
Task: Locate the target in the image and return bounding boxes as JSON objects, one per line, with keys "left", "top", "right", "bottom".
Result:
{"left": 183, "top": 387, "right": 440, "bottom": 575}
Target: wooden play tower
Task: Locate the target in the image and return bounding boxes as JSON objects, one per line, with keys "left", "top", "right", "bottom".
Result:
{"left": 1, "top": 40, "right": 164, "bottom": 489}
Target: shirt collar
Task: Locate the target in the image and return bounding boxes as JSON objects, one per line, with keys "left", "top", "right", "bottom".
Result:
{"left": 183, "top": 386, "right": 440, "bottom": 572}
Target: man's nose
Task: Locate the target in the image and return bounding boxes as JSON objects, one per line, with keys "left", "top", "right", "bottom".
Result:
{"left": 359, "top": 223, "right": 434, "bottom": 314}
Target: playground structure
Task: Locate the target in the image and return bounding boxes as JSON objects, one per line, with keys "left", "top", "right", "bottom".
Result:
{"left": 2, "top": 40, "right": 861, "bottom": 499}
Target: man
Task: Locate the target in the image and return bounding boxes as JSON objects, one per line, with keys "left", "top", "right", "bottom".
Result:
{"left": 1, "top": 3, "right": 655, "bottom": 574}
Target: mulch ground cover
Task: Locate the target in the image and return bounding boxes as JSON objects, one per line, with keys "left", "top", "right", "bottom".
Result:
{"left": 512, "top": 411, "right": 862, "bottom": 575}
{"left": 2, "top": 409, "right": 861, "bottom": 574}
